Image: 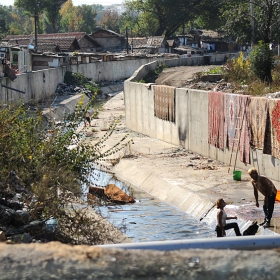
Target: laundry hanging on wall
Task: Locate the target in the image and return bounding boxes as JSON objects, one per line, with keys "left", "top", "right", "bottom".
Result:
{"left": 225, "top": 93, "right": 239, "bottom": 150}
{"left": 238, "top": 95, "right": 251, "bottom": 164}
{"left": 249, "top": 97, "right": 268, "bottom": 150}
{"left": 268, "top": 99, "right": 280, "bottom": 159}
{"left": 223, "top": 93, "right": 251, "bottom": 163}
{"left": 208, "top": 91, "right": 225, "bottom": 150}
{"left": 154, "top": 85, "right": 176, "bottom": 122}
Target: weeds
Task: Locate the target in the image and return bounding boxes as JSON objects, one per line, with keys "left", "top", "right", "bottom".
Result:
{"left": 222, "top": 50, "right": 280, "bottom": 95}
{"left": 0, "top": 85, "right": 131, "bottom": 244}
{"left": 141, "top": 63, "right": 168, "bottom": 83}
{"left": 202, "top": 66, "right": 223, "bottom": 75}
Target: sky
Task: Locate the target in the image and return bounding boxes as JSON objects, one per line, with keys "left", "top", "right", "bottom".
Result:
{"left": 0, "top": 0, "right": 123, "bottom": 6}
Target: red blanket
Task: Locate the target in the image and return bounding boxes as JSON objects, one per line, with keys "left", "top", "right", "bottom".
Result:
{"left": 208, "top": 91, "right": 225, "bottom": 150}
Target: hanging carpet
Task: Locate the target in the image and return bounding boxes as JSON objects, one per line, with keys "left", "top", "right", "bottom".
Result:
{"left": 208, "top": 91, "right": 225, "bottom": 150}
{"left": 154, "top": 85, "right": 176, "bottom": 122}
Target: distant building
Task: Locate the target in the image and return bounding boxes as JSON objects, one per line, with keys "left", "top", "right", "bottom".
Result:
{"left": 90, "top": 29, "right": 126, "bottom": 52}
{"left": 105, "top": 4, "right": 126, "bottom": 15}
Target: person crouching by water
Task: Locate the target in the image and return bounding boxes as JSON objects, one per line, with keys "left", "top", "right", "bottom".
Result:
{"left": 215, "top": 198, "right": 241, "bottom": 237}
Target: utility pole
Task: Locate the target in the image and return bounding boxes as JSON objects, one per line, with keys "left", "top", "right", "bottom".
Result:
{"left": 183, "top": 21, "right": 185, "bottom": 46}
{"left": 131, "top": 28, "right": 133, "bottom": 53}
{"left": 126, "top": 27, "right": 129, "bottom": 54}
{"left": 250, "top": 0, "right": 255, "bottom": 48}
{"left": 34, "top": 7, "right": 38, "bottom": 52}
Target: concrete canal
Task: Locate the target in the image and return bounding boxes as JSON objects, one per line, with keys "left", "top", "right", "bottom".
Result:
{"left": 87, "top": 170, "right": 215, "bottom": 242}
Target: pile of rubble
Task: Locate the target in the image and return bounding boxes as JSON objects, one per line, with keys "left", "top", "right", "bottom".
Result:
{"left": 54, "top": 82, "right": 95, "bottom": 98}
{"left": 0, "top": 171, "right": 57, "bottom": 244}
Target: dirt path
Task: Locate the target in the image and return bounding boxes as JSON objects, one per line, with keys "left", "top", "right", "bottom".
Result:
{"left": 155, "top": 65, "right": 217, "bottom": 88}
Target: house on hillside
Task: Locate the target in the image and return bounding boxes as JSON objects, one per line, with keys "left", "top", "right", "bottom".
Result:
{"left": 166, "top": 38, "right": 180, "bottom": 53}
{"left": 2, "top": 32, "right": 103, "bottom": 53}
{"left": 173, "top": 46, "right": 204, "bottom": 56}
{"left": 176, "top": 34, "right": 194, "bottom": 46}
{"left": 2, "top": 33, "right": 81, "bottom": 53}
{"left": 193, "top": 29, "right": 239, "bottom": 53}
{"left": 146, "top": 36, "right": 169, "bottom": 54}
{"left": 188, "top": 29, "right": 239, "bottom": 52}
{"left": 77, "top": 34, "right": 102, "bottom": 52}
{"left": 129, "top": 36, "right": 169, "bottom": 54}
{"left": 90, "top": 29, "right": 126, "bottom": 52}
{"left": 0, "top": 43, "right": 21, "bottom": 72}
{"left": 128, "top": 37, "right": 148, "bottom": 53}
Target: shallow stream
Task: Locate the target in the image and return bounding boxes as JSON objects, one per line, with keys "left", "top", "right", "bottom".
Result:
{"left": 86, "top": 170, "right": 215, "bottom": 242}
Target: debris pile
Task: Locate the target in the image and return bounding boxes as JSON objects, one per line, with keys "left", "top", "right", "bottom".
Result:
{"left": 0, "top": 171, "right": 57, "bottom": 244}
{"left": 88, "top": 184, "right": 135, "bottom": 204}
{"left": 55, "top": 82, "right": 94, "bottom": 98}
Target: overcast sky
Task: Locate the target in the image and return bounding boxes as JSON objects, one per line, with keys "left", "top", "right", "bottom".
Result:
{"left": 0, "top": 0, "right": 123, "bottom": 7}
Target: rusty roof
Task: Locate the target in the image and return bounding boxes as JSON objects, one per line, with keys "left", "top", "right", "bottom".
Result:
{"left": 4, "top": 36, "right": 81, "bottom": 52}
{"left": 128, "top": 37, "right": 148, "bottom": 47}
{"left": 90, "top": 29, "right": 124, "bottom": 38}
{"left": 146, "top": 36, "right": 166, "bottom": 47}
{"left": 3, "top": 32, "right": 87, "bottom": 41}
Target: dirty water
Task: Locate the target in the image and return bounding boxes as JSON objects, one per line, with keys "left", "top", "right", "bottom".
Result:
{"left": 85, "top": 170, "right": 216, "bottom": 242}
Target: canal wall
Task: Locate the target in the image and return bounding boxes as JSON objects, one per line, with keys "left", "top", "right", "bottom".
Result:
{"left": 0, "top": 53, "right": 231, "bottom": 105}
{"left": 124, "top": 61, "right": 280, "bottom": 183}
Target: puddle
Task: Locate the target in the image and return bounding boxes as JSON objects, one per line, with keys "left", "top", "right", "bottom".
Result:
{"left": 86, "top": 170, "right": 215, "bottom": 242}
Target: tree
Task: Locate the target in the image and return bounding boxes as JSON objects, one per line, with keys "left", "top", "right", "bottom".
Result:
{"left": 220, "top": 0, "right": 251, "bottom": 43}
{"left": 59, "top": 0, "right": 78, "bottom": 32}
{"left": 14, "top": 0, "right": 48, "bottom": 50}
{"left": 4, "top": 6, "right": 33, "bottom": 35}
{"left": 43, "top": 0, "right": 66, "bottom": 33}
{"left": 76, "top": 5, "right": 97, "bottom": 33}
{"left": 220, "top": 0, "right": 280, "bottom": 44}
{"left": 100, "top": 9, "right": 120, "bottom": 32}
{"left": 124, "top": 0, "right": 212, "bottom": 38}
{"left": 0, "top": 6, "right": 9, "bottom": 39}
{"left": 250, "top": 41, "right": 274, "bottom": 83}
{"left": 0, "top": 72, "right": 132, "bottom": 245}
{"left": 192, "top": 1, "right": 224, "bottom": 30}
{"left": 119, "top": 8, "right": 158, "bottom": 36}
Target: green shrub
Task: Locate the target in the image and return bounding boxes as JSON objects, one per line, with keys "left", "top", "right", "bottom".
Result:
{"left": 64, "top": 71, "right": 89, "bottom": 85}
{"left": 249, "top": 41, "right": 274, "bottom": 83}
{"left": 0, "top": 100, "right": 131, "bottom": 245}
{"left": 85, "top": 81, "right": 101, "bottom": 94}
{"left": 223, "top": 52, "right": 251, "bottom": 84}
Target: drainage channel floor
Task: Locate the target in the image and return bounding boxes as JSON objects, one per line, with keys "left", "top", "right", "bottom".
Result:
{"left": 87, "top": 170, "right": 216, "bottom": 242}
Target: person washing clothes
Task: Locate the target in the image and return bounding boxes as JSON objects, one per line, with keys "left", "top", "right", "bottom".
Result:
{"left": 248, "top": 168, "right": 277, "bottom": 228}
{"left": 215, "top": 198, "right": 242, "bottom": 237}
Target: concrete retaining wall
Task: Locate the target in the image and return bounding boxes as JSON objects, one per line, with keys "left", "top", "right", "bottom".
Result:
{"left": 0, "top": 53, "right": 232, "bottom": 106}
{"left": 124, "top": 58, "right": 280, "bottom": 182}
{"left": 0, "top": 58, "right": 163, "bottom": 105}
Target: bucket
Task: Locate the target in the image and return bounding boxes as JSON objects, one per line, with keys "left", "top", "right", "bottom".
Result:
{"left": 276, "top": 190, "right": 280, "bottom": 202}
{"left": 233, "top": 170, "right": 242, "bottom": 181}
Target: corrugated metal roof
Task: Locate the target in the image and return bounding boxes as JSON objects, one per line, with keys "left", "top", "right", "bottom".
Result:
{"left": 128, "top": 37, "right": 148, "bottom": 47}
{"left": 91, "top": 29, "right": 124, "bottom": 38}
{"left": 3, "top": 32, "right": 87, "bottom": 41}
{"left": 146, "top": 36, "right": 165, "bottom": 47}
{"left": 3, "top": 36, "right": 80, "bottom": 51}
